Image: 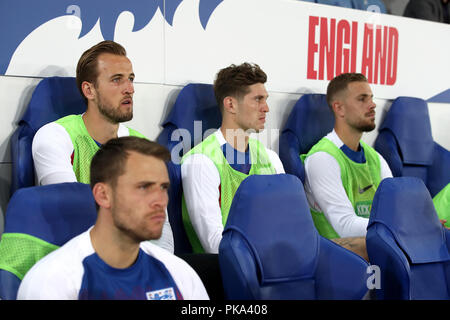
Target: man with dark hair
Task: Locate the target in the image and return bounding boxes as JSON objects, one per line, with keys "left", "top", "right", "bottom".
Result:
{"left": 302, "top": 73, "right": 392, "bottom": 258}
{"left": 18, "top": 137, "right": 209, "bottom": 300}
{"left": 181, "top": 63, "right": 285, "bottom": 253}
{"left": 31, "top": 40, "right": 173, "bottom": 252}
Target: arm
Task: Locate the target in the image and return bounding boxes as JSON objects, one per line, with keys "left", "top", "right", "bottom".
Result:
{"left": 32, "top": 122, "right": 77, "bottom": 185}
{"left": 181, "top": 154, "right": 223, "bottom": 253}
{"left": 304, "top": 152, "right": 369, "bottom": 237}
{"left": 378, "top": 152, "right": 393, "bottom": 180}
{"left": 266, "top": 149, "right": 286, "bottom": 174}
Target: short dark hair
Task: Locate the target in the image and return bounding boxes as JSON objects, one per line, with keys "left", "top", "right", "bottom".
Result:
{"left": 326, "top": 73, "right": 368, "bottom": 108}
{"left": 213, "top": 62, "right": 267, "bottom": 113}
{"left": 76, "top": 40, "right": 127, "bottom": 105}
{"left": 90, "top": 136, "right": 170, "bottom": 192}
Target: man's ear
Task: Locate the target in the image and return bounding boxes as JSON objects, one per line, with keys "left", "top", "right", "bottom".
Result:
{"left": 222, "top": 96, "right": 237, "bottom": 115}
{"left": 331, "top": 100, "right": 345, "bottom": 118}
{"left": 92, "top": 182, "right": 112, "bottom": 210}
{"left": 81, "top": 81, "right": 96, "bottom": 101}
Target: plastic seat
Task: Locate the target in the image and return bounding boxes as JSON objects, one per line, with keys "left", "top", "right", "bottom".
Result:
{"left": 10, "top": 77, "right": 86, "bottom": 196}
{"left": 374, "top": 96, "right": 450, "bottom": 197}
{"left": 351, "top": 0, "right": 387, "bottom": 13}
{"left": 219, "top": 174, "right": 369, "bottom": 300}
{"left": 0, "top": 182, "right": 97, "bottom": 299}
{"left": 315, "top": 0, "right": 353, "bottom": 8}
{"left": 157, "top": 83, "right": 221, "bottom": 254}
{"left": 279, "top": 94, "right": 334, "bottom": 183}
{"left": 366, "top": 177, "right": 450, "bottom": 299}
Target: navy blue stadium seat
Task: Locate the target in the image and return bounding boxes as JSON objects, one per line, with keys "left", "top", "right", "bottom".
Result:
{"left": 219, "top": 174, "right": 370, "bottom": 299}
{"left": 279, "top": 94, "right": 334, "bottom": 183}
{"left": 315, "top": 0, "right": 353, "bottom": 8}
{"left": 0, "top": 183, "right": 97, "bottom": 299}
{"left": 366, "top": 177, "right": 450, "bottom": 300}
{"left": 351, "top": 0, "right": 386, "bottom": 13}
{"left": 374, "top": 96, "right": 450, "bottom": 197}
{"left": 156, "top": 83, "right": 221, "bottom": 255}
{"left": 10, "top": 77, "right": 86, "bottom": 196}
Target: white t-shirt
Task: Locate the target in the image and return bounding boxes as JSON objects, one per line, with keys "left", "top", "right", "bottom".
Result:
{"left": 32, "top": 120, "right": 174, "bottom": 253}
{"left": 17, "top": 229, "right": 209, "bottom": 300}
{"left": 304, "top": 130, "right": 393, "bottom": 238}
{"left": 181, "top": 129, "right": 285, "bottom": 253}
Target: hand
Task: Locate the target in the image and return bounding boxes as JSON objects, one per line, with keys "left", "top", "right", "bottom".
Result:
{"left": 440, "top": 219, "right": 450, "bottom": 230}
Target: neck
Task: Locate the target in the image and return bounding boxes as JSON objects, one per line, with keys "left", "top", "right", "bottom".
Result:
{"left": 334, "top": 124, "right": 363, "bottom": 151}
{"left": 83, "top": 106, "right": 119, "bottom": 144}
{"left": 220, "top": 125, "right": 249, "bottom": 153}
{"left": 89, "top": 217, "right": 140, "bottom": 269}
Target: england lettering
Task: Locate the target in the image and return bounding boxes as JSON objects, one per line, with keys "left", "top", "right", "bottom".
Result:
{"left": 307, "top": 15, "right": 399, "bottom": 85}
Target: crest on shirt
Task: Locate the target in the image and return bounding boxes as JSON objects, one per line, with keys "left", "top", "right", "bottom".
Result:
{"left": 146, "top": 287, "right": 176, "bottom": 300}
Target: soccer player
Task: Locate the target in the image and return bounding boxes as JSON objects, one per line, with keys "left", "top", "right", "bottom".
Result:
{"left": 18, "top": 137, "right": 209, "bottom": 300}
{"left": 31, "top": 40, "right": 173, "bottom": 252}
{"left": 302, "top": 73, "right": 393, "bottom": 256}
{"left": 181, "top": 63, "right": 285, "bottom": 253}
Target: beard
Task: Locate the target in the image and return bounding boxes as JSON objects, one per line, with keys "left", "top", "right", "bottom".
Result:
{"left": 111, "top": 206, "right": 163, "bottom": 244}
{"left": 97, "top": 95, "right": 133, "bottom": 124}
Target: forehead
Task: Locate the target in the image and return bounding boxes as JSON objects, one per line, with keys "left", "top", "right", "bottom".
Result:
{"left": 243, "top": 83, "right": 268, "bottom": 98}
{"left": 96, "top": 53, "right": 133, "bottom": 77}
{"left": 118, "top": 151, "right": 168, "bottom": 183}
{"left": 345, "top": 81, "right": 372, "bottom": 97}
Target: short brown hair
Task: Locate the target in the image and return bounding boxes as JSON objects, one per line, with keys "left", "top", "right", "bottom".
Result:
{"left": 90, "top": 137, "right": 170, "bottom": 193}
{"left": 76, "top": 40, "right": 127, "bottom": 105}
{"left": 326, "top": 73, "right": 368, "bottom": 108}
{"left": 213, "top": 62, "right": 267, "bottom": 113}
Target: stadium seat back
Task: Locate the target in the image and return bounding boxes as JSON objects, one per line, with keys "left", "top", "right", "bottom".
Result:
{"left": 10, "top": 77, "right": 86, "bottom": 195}
{"left": 156, "top": 83, "right": 221, "bottom": 254}
{"left": 0, "top": 183, "right": 97, "bottom": 299}
{"left": 219, "top": 174, "right": 369, "bottom": 300}
{"left": 374, "top": 96, "right": 450, "bottom": 197}
{"left": 367, "top": 177, "right": 450, "bottom": 299}
{"left": 279, "top": 94, "right": 334, "bottom": 183}
{"left": 351, "top": 0, "right": 387, "bottom": 13}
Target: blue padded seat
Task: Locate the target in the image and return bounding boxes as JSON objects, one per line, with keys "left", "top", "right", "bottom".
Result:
{"left": 219, "top": 174, "right": 369, "bottom": 300}
{"left": 0, "top": 183, "right": 97, "bottom": 299}
{"left": 157, "top": 83, "right": 221, "bottom": 255}
{"left": 10, "top": 77, "right": 86, "bottom": 196}
{"left": 279, "top": 94, "right": 334, "bottom": 183}
{"left": 374, "top": 96, "right": 450, "bottom": 197}
{"left": 367, "top": 177, "right": 450, "bottom": 299}
{"left": 351, "top": 0, "right": 387, "bottom": 13}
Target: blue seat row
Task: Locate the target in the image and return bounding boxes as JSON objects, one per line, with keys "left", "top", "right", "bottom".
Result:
{"left": 3, "top": 77, "right": 449, "bottom": 299}
{"left": 300, "top": 0, "right": 387, "bottom": 13}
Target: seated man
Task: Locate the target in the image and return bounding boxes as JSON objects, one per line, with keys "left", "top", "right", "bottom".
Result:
{"left": 18, "top": 137, "right": 209, "bottom": 300}
{"left": 302, "top": 73, "right": 393, "bottom": 258}
{"left": 32, "top": 40, "right": 173, "bottom": 252}
{"left": 181, "top": 63, "right": 285, "bottom": 253}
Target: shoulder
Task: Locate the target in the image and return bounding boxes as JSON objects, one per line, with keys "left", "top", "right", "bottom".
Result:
{"left": 32, "top": 121, "right": 73, "bottom": 150}
{"left": 17, "top": 231, "right": 93, "bottom": 299}
{"left": 120, "top": 124, "right": 146, "bottom": 138}
{"left": 140, "top": 242, "right": 208, "bottom": 299}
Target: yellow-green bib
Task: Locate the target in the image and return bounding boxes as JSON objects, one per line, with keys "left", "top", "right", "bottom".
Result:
{"left": 181, "top": 133, "right": 276, "bottom": 253}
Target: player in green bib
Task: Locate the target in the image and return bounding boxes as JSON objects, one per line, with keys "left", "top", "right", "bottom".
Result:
{"left": 302, "top": 73, "right": 393, "bottom": 261}
{"left": 31, "top": 41, "right": 173, "bottom": 253}
{"left": 181, "top": 63, "right": 285, "bottom": 253}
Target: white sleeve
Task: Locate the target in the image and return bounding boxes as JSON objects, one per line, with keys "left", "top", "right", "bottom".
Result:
{"left": 17, "top": 251, "right": 81, "bottom": 300}
{"left": 32, "top": 122, "right": 77, "bottom": 185}
{"left": 181, "top": 153, "right": 223, "bottom": 254}
{"left": 267, "top": 149, "right": 286, "bottom": 174}
{"left": 149, "top": 209, "right": 174, "bottom": 253}
{"left": 304, "top": 152, "right": 369, "bottom": 237}
{"left": 378, "top": 152, "right": 393, "bottom": 180}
